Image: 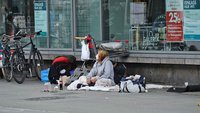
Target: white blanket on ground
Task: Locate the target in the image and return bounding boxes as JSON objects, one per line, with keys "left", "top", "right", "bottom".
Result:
{"left": 67, "top": 75, "right": 118, "bottom": 91}
{"left": 67, "top": 82, "right": 119, "bottom": 92}
{"left": 66, "top": 75, "right": 172, "bottom": 92}
{"left": 67, "top": 83, "right": 172, "bottom": 92}
{"left": 66, "top": 80, "right": 119, "bottom": 92}
{"left": 79, "top": 85, "right": 119, "bottom": 92}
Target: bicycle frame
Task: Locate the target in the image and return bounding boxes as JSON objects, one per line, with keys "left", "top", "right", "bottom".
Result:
{"left": 15, "top": 34, "right": 39, "bottom": 76}
{"left": 1, "top": 31, "right": 26, "bottom": 82}
{"left": 21, "top": 36, "right": 36, "bottom": 65}
{"left": 10, "top": 30, "right": 43, "bottom": 84}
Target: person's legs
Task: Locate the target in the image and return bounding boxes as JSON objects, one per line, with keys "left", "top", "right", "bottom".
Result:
{"left": 56, "top": 62, "right": 72, "bottom": 88}
{"left": 61, "top": 76, "right": 70, "bottom": 86}
{"left": 86, "top": 78, "right": 92, "bottom": 85}
{"left": 95, "top": 78, "right": 114, "bottom": 87}
{"left": 48, "top": 64, "right": 60, "bottom": 84}
{"left": 86, "top": 76, "right": 98, "bottom": 86}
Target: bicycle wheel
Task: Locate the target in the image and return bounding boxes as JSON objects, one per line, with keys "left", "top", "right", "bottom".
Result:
{"left": 2, "top": 51, "right": 12, "bottom": 82}
{"left": 32, "top": 50, "right": 44, "bottom": 80}
{"left": 11, "top": 52, "right": 26, "bottom": 84}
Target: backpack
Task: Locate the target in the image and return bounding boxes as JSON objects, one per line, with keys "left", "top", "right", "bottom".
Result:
{"left": 114, "top": 63, "right": 126, "bottom": 85}
{"left": 119, "top": 75, "right": 146, "bottom": 93}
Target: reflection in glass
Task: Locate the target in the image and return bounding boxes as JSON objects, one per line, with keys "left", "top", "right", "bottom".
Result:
{"left": 49, "top": 0, "right": 72, "bottom": 48}
{"left": 75, "top": 0, "right": 101, "bottom": 48}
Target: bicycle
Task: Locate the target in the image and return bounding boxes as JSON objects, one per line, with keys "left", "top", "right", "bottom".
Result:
{"left": 1, "top": 31, "right": 21, "bottom": 82}
{"left": 10, "top": 30, "right": 44, "bottom": 84}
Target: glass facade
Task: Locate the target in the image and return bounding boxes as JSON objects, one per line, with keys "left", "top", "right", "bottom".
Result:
{"left": 0, "top": 0, "right": 7, "bottom": 34}
{"left": 75, "top": 0, "right": 101, "bottom": 48}
{"left": 33, "top": 0, "right": 47, "bottom": 48}
{"left": 49, "top": 0, "right": 72, "bottom": 49}
{"left": 106, "top": 0, "right": 131, "bottom": 41}
{"left": 106, "top": 0, "right": 168, "bottom": 51}
{"left": 1, "top": 0, "right": 200, "bottom": 52}
{"left": 107, "top": 0, "right": 200, "bottom": 51}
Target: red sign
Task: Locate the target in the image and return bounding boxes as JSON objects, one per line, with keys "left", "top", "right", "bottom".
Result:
{"left": 166, "top": 11, "right": 184, "bottom": 42}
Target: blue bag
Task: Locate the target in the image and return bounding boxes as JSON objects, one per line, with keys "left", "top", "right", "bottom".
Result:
{"left": 41, "top": 68, "right": 50, "bottom": 83}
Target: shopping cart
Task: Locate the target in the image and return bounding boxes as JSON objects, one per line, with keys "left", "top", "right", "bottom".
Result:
{"left": 69, "top": 35, "right": 130, "bottom": 83}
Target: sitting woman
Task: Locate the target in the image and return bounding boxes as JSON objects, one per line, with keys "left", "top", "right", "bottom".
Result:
{"left": 48, "top": 55, "right": 77, "bottom": 88}
{"left": 86, "top": 49, "right": 115, "bottom": 87}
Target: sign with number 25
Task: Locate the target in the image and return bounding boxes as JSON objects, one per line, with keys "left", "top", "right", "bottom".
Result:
{"left": 166, "top": 11, "right": 183, "bottom": 24}
{"left": 166, "top": 11, "right": 183, "bottom": 42}
{"left": 169, "top": 12, "right": 181, "bottom": 23}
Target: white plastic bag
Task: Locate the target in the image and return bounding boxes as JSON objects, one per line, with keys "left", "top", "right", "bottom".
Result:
{"left": 120, "top": 80, "right": 145, "bottom": 93}
{"left": 81, "top": 40, "right": 90, "bottom": 61}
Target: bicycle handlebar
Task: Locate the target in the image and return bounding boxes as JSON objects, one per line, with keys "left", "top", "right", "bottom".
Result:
{"left": 25, "top": 30, "right": 42, "bottom": 37}
{"left": 1, "top": 30, "right": 42, "bottom": 43}
{"left": 14, "top": 30, "right": 42, "bottom": 40}
{"left": 35, "top": 30, "right": 42, "bottom": 35}
{"left": 15, "top": 30, "right": 22, "bottom": 36}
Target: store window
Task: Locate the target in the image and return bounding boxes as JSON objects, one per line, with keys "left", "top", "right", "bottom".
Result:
{"left": 106, "top": 0, "right": 166, "bottom": 51}
{"left": 3, "top": 0, "right": 45, "bottom": 48}
{"left": 105, "top": 0, "right": 132, "bottom": 41}
{"left": 75, "top": 0, "right": 101, "bottom": 48}
{"left": 106, "top": 0, "right": 200, "bottom": 51}
{"left": 0, "top": 0, "right": 7, "bottom": 33}
{"left": 34, "top": 0, "right": 48, "bottom": 48}
{"left": 3, "top": 0, "right": 29, "bottom": 34}
{"left": 49, "top": 0, "right": 72, "bottom": 49}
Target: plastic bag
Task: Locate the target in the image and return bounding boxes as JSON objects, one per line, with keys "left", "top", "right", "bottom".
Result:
{"left": 119, "top": 75, "right": 146, "bottom": 93}
{"left": 81, "top": 40, "right": 90, "bottom": 61}
{"left": 41, "top": 68, "right": 50, "bottom": 83}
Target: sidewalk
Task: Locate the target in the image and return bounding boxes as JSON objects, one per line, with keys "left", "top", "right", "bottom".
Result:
{"left": 0, "top": 78, "right": 200, "bottom": 113}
